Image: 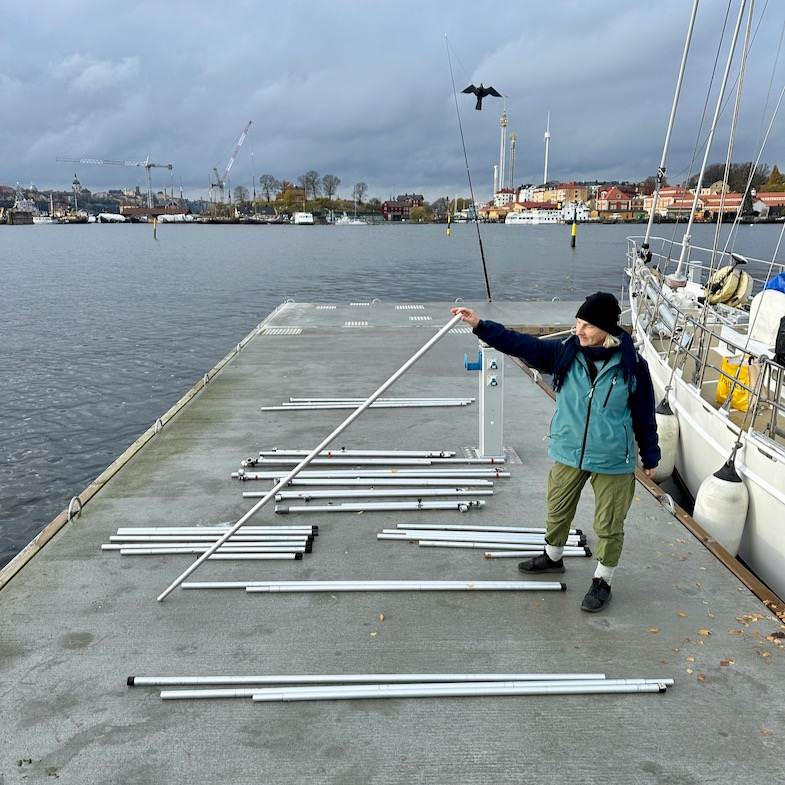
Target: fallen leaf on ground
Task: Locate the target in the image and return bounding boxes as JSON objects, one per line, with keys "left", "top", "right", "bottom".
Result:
{"left": 720, "top": 659, "right": 735, "bottom": 666}
{"left": 677, "top": 611, "right": 688, "bottom": 618}
{"left": 761, "top": 728, "right": 773, "bottom": 737}
{"left": 378, "top": 613, "right": 385, "bottom": 622}
{"left": 647, "top": 627, "right": 660, "bottom": 634}
{"left": 696, "top": 673, "right": 706, "bottom": 683}
{"left": 768, "top": 630, "right": 785, "bottom": 640}
{"left": 369, "top": 631, "right": 378, "bottom": 638}
{"left": 686, "top": 668, "right": 693, "bottom": 674}
{"left": 728, "top": 629, "right": 745, "bottom": 637}
{"left": 697, "top": 628, "right": 712, "bottom": 636}
{"left": 686, "top": 656, "right": 695, "bottom": 663}
{"left": 758, "top": 650, "right": 772, "bottom": 659}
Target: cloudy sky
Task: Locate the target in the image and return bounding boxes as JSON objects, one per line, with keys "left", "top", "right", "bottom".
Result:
{"left": 2, "top": 0, "right": 784, "bottom": 201}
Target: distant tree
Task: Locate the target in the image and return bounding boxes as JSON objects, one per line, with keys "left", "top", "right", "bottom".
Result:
{"left": 687, "top": 162, "right": 769, "bottom": 193}
{"left": 759, "top": 164, "right": 784, "bottom": 192}
{"left": 639, "top": 175, "right": 668, "bottom": 196}
{"left": 298, "top": 171, "right": 321, "bottom": 200}
{"left": 429, "top": 197, "right": 448, "bottom": 216}
{"left": 277, "top": 180, "right": 295, "bottom": 199}
{"left": 353, "top": 181, "right": 368, "bottom": 204}
{"left": 367, "top": 197, "right": 381, "bottom": 208}
{"left": 233, "top": 185, "right": 249, "bottom": 204}
{"left": 409, "top": 205, "right": 433, "bottom": 223}
{"left": 258, "top": 174, "right": 280, "bottom": 202}
{"left": 322, "top": 174, "right": 341, "bottom": 200}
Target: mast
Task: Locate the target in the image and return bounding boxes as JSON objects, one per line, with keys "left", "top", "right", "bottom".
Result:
{"left": 669, "top": 0, "right": 747, "bottom": 286}
{"left": 543, "top": 113, "right": 551, "bottom": 186}
{"left": 509, "top": 133, "right": 517, "bottom": 192}
{"left": 641, "top": 0, "right": 700, "bottom": 261}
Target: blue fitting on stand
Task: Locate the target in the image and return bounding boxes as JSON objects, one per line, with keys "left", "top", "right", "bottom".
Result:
{"left": 464, "top": 351, "right": 483, "bottom": 372}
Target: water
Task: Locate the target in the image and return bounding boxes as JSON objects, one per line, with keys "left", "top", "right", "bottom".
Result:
{"left": 2, "top": 221, "right": 783, "bottom": 567}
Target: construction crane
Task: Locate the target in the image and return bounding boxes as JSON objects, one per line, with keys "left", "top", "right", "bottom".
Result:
{"left": 56, "top": 155, "right": 174, "bottom": 208}
{"left": 210, "top": 120, "right": 252, "bottom": 204}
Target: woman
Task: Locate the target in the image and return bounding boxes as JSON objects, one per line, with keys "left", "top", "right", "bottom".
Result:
{"left": 452, "top": 292, "right": 660, "bottom": 613}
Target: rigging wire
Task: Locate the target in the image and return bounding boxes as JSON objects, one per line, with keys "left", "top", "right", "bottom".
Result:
{"left": 445, "top": 35, "right": 493, "bottom": 302}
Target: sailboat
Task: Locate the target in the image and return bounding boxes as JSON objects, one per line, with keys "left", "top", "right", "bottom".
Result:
{"left": 626, "top": 0, "right": 785, "bottom": 599}
{"left": 334, "top": 195, "right": 367, "bottom": 225}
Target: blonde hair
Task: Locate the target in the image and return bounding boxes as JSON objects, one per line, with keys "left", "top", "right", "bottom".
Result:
{"left": 602, "top": 333, "right": 621, "bottom": 349}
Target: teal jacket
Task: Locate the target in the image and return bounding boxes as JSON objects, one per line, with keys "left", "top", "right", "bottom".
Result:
{"left": 474, "top": 320, "right": 660, "bottom": 475}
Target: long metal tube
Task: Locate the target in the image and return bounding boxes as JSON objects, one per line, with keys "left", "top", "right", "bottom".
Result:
{"left": 130, "top": 672, "right": 608, "bottom": 687}
{"left": 122, "top": 551, "right": 301, "bottom": 560}
{"left": 261, "top": 402, "right": 472, "bottom": 411}
{"left": 181, "top": 580, "right": 565, "bottom": 591}
{"left": 416, "top": 542, "right": 588, "bottom": 553}
{"left": 249, "top": 681, "right": 670, "bottom": 702}
{"left": 237, "top": 469, "right": 510, "bottom": 478}
{"left": 161, "top": 677, "right": 665, "bottom": 699}
{"left": 272, "top": 488, "right": 493, "bottom": 501}
{"left": 379, "top": 531, "right": 581, "bottom": 545}
{"left": 485, "top": 550, "right": 587, "bottom": 558}
{"left": 396, "top": 524, "right": 573, "bottom": 534}
{"left": 276, "top": 500, "right": 486, "bottom": 514}
{"left": 287, "top": 398, "right": 473, "bottom": 404}
{"left": 111, "top": 535, "right": 309, "bottom": 543}
{"left": 642, "top": 0, "right": 700, "bottom": 250}
{"left": 252, "top": 457, "right": 504, "bottom": 466}
{"left": 259, "top": 449, "right": 457, "bottom": 458}
{"left": 244, "top": 580, "right": 565, "bottom": 593}
{"left": 672, "top": 0, "right": 748, "bottom": 281}
{"left": 116, "top": 526, "right": 315, "bottom": 535}
{"left": 158, "top": 314, "right": 463, "bottom": 601}
{"left": 104, "top": 545, "right": 306, "bottom": 553}
{"left": 275, "top": 478, "right": 495, "bottom": 488}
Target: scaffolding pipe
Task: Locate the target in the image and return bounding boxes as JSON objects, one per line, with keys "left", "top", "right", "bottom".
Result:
{"left": 252, "top": 457, "right": 504, "bottom": 466}
{"left": 287, "top": 398, "right": 474, "bottom": 404}
{"left": 417, "top": 542, "right": 589, "bottom": 554}
{"left": 272, "top": 488, "right": 493, "bottom": 501}
{"left": 130, "top": 671, "right": 608, "bottom": 687}
{"left": 110, "top": 535, "right": 310, "bottom": 543}
{"left": 121, "top": 551, "right": 302, "bottom": 560}
{"left": 236, "top": 469, "right": 510, "bottom": 478}
{"left": 275, "top": 478, "right": 495, "bottom": 487}
{"left": 485, "top": 550, "right": 589, "bottom": 558}
{"left": 182, "top": 580, "right": 565, "bottom": 591}
{"left": 103, "top": 545, "right": 307, "bottom": 553}
{"left": 250, "top": 681, "right": 670, "bottom": 702}
{"left": 379, "top": 531, "right": 581, "bottom": 545}
{"left": 259, "top": 449, "right": 458, "bottom": 457}
{"left": 397, "top": 524, "right": 573, "bottom": 534}
{"left": 116, "top": 526, "right": 315, "bottom": 535}
{"left": 276, "top": 500, "right": 486, "bottom": 514}
{"left": 158, "top": 314, "right": 464, "bottom": 601}
{"left": 262, "top": 402, "right": 472, "bottom": 411}
{"left": 160, "top": 677, "right": 663, "bottom": 699}
{"left": 244, "top": 580, "right": 565, "bottom": 593}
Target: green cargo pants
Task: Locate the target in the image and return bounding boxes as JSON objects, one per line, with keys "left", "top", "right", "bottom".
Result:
{"left": 545, "top": 461, "right": 636, "bottom": 567}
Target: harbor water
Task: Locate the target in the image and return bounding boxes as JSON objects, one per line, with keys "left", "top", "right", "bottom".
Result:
{"left": 2, "top": 221, "right": 783, "bottom": 567}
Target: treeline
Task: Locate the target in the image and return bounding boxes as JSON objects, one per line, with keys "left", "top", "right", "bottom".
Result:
{"left": 685, "top": 162, "right": 784, "bottom": 193}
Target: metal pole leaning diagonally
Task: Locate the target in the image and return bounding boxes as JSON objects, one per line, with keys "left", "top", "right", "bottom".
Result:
{"left": 157, "top": 314, "right": 464, "bottom": 601}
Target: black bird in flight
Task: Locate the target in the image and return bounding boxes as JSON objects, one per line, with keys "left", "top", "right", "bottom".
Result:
{"left": 462, "top": 83, "right": 503, "bottom": 110}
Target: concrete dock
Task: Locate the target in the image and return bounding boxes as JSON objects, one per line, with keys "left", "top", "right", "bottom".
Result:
{"left": 1, "top": 300, "right": 784, "bottom": 784}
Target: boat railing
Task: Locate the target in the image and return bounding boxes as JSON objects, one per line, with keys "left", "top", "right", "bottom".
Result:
{"left": 627, "top": 249, "right": 785, "bottom": 449}
{"left": 626, "top": 236, "right": 785, "bottom": 287}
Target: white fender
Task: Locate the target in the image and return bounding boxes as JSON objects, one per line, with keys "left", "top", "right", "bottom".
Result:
{"left": 652, "top": 399, "right": 679, "bottom": 482}
{"left": 692, "top": 460, "right": 749, "bottom": 556}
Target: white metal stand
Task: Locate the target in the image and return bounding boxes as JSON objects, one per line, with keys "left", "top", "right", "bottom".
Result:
{"left": 465, "top": 342, "right": 504, "bottom": 459}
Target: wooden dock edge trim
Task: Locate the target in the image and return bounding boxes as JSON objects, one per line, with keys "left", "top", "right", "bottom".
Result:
{"left": 510, "top": 356, "right": 785, "bottom": 623}
{"left": 0, "top": 301, "right": 293, "bottom": 592}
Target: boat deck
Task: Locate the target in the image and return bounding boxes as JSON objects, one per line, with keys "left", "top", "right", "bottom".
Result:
{"left": 2, "top": 300, "right": 784, "bottom": 784}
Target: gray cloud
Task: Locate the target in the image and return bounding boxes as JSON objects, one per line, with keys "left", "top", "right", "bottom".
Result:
{"left": 2, "top": 0, "right": 784, "bottom": 201}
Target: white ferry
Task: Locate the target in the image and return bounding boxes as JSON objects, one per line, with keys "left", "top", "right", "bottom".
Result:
{"left": 292, "top": 211, "right": 314, "bottom": 225}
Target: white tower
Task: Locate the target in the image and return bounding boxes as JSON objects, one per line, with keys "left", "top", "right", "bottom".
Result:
{"left": 509, "top": 133, "right": 517, "bottom": 191}
{"left": 543, "top": 112, "right": 551, "bottom": 186}
{"left": 493, "top": 164, "right": 498, "bottom": 196}
{"left": 498, "top": 106, "right": 508, "bottom": 192}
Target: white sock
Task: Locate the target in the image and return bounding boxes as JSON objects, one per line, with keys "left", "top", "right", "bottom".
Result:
{"left": 594, "top": 562, "right": 615, "bottom": 583}
{"left": 545, "top": 544, "right": 564, "bottom": 562}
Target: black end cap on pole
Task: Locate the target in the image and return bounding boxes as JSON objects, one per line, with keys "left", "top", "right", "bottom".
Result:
{"left": 560, "top": 582, "right": 567, "bottom": 591}
{"left": 275, "top": 508, "right": 288, "bottom": 515}
{"left": 714, "top": 459, "right": 743, "bottom": 483}
{"left": 575, "top": 528, "right": 583, "bottom": 537}
{"left": 294, "top": 552, "right": 303, "bottom": 560}
{"left": 584, "top": 546, "right": 593, "bottom": 557}
{"left": 578, "top": 534, "right": 588, "bottom": 547}
{"left": 304, "top": 543, "right": 312, "bottom": 553}
{"left": 127, "top": 676, "right": 136, "bottom": 686}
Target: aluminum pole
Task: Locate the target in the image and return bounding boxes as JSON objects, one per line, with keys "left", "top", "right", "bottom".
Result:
{"left": 243, "top": 580, "right": 565, "bottom": 593}
{"left": 258, "top": 449, "right": 458, "bottom": 457}
{"left": 157, "top": 314, "right": 464, "bottom": 601}
{"left": 182, "top": 580, "right": 565, "bottom": 591}
{"left": 250, "top": 681, "right": 670, "bottom": 702}
{"left": 271, "top": 478, "right": 495, "bottom": 487}
{"left": 484, "top": 550, "right": 589, "bottom": 558}
{"left": 272, "top": 488, "right": 493, "bottom": 501}
{"left": 397, "top": 524, "right": 574, "bottom": 534}
{"left": 129, "top": 672, "right": 607, "bottom": 687}
{"left": 276, "top": 500, "right": 486, "bottom": 514}
{"left": 236, "top": 469, "right": 510, "bottom": 479}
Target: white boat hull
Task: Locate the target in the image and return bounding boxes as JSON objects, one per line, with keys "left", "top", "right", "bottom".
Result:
{"left": 631, "top": 295, "right": 785, "bottom": 599}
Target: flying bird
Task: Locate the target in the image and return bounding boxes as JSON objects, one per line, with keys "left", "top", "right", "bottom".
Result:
{"left": 462, "top": 83, "right": 503, "bottom": 110}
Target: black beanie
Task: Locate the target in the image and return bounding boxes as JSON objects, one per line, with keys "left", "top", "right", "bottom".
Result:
{"left": 576, "top": 292, "right": 621, "bottom": 334}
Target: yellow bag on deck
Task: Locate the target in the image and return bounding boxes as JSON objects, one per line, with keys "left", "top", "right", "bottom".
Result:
{"left": 716, "top": 357, "right": 750, "bottom": 411}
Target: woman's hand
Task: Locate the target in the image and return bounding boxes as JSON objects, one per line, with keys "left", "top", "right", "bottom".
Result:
{"left": 451, "top": 307, "right": 480, "bottom": 329}
{"left": 643, "top": 468, "right": 656, "bottom": 479}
